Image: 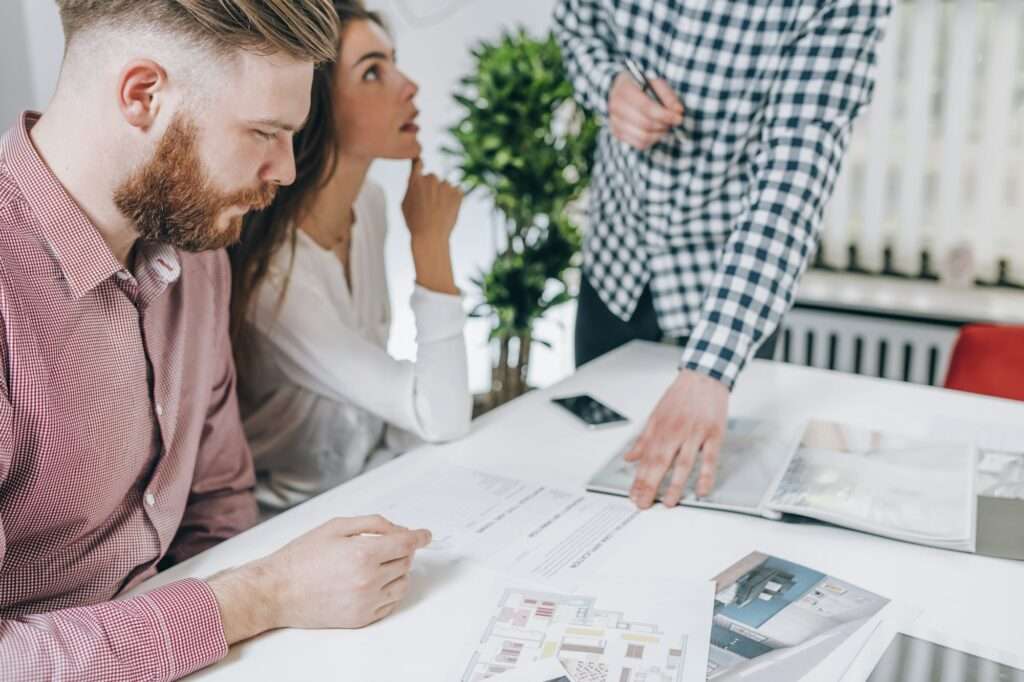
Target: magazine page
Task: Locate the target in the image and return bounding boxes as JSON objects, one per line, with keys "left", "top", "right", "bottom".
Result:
{"left": 586, "top": 418, "right": 799, "bottom": 518}
{"left": 708, "top": 551, "right": 889, "bottom": 682}
{"left": 765, "top": 420, "right": 976, "bottom": 551}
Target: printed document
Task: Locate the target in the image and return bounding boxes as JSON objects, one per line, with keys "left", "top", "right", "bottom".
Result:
{"left": 350, "top": 460, "right": 639, "bottom": 589}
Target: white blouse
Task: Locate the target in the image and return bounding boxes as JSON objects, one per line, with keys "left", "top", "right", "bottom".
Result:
{"left": 239, "top": 180, "right": 471, "bottom": 511}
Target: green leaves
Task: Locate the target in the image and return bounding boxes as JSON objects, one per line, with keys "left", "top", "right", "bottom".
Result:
{"left": 445, "top": 28, "right": 598, "bottom": 341}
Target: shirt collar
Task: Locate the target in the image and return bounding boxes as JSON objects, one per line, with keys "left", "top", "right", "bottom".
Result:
{"left": 3, "top": 111, "right": 132, "bottom": 298}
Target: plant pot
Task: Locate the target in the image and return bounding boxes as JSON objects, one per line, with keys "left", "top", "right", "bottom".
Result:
{"left": 476, "top": 332, "right": 533, "bottom": 415}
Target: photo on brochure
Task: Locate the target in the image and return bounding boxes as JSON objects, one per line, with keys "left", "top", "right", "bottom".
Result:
{"left": 976, "top": 448, "right": 1024, "bottom": 500}
{"left": 865, "top": 633, "right": 1024, "bottom": 681}
{"left": 767, "top": 419, "right": 976, "bottom": 551}
{"left": 708, "top": 551, "right": 889, "bottom": 681}
{"left": 927, "top": 416, "right": 1024, "bottom": 501}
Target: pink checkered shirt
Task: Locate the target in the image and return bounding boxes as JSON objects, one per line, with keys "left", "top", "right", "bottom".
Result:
{"left": 0, "top": 113, "right": 259, "bottom": 680}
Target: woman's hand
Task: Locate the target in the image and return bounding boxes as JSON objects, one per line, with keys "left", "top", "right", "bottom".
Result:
{"left": 402, "top": 158, "right": 462, "bottom": 295}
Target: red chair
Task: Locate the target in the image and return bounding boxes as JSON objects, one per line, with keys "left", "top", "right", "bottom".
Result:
{"left": 944, "top": 324, "right": 1024, "bottom": 401}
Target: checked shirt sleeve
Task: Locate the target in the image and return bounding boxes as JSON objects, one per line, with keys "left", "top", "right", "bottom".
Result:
{"left": 553, "top": 0, "right": 623, "bottom": 117}
{"left": 680, "top": 0, "right": 892, "bottom": 388}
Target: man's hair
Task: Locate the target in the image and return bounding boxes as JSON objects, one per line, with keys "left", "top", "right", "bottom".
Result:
{"left": 55, "top": 0, "right": 339, "bottom": 64}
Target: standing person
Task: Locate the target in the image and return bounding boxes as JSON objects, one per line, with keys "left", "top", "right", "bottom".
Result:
{"left": 554, "top": 0, "right": 891, "bottom": 509}
{"left": 0, "top": 2, "right": 430, "bottom": 680}
{"left": 230, "top": 1, "right": 471, "bottom": 512}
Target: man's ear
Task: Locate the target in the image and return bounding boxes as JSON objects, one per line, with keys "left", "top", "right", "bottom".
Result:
{"left": 117, "top": 59, "right": 167, "bottom": 130}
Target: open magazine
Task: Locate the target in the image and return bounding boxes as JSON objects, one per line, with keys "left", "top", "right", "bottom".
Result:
{"left": 587, "top": 418, "right": 977, "bottom": 552}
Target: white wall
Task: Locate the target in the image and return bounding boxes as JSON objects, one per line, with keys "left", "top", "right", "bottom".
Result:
{"left": 0, "top": 1, "right": 34, "bottom": 130}
{"left": 0, "top": 0, "right": 571, "bottom": 392}
{"left": 19, "top": 0, "right": 64, "bottom": 111}
{"left": 0, "top": 0, "right": 62, "bottom": 127}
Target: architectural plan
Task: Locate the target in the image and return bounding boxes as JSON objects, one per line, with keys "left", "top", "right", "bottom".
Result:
{"left": 458, "top": 579, "right": 713, "bottom": 682}
{"left": 491, "top": 659, "right": 572, "bottom": 682}
{"left": 708, "top": 551, "right": 889, "bottom": 681}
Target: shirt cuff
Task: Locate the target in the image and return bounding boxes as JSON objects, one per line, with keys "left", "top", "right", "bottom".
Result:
{"left": 410, "top": 284, "right": 466, "bottom": 344}
{"left": 138, "top": 578, "right": 229, "bottom": 679}
{"left": 588, "top": 62, "right": 624, "bottom": 119}
{"left": 678, "top": 319, "right": 755, "bottom": 390}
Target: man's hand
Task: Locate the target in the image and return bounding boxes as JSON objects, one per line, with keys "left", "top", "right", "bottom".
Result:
{"left": 608, "top": 71, "right": 684, "bottom": 150}
{"left": 625, "top": 369, "right": 729, "bottom": 509}
{"left": 210, "top": 515, "right": 432, "bottom": 644}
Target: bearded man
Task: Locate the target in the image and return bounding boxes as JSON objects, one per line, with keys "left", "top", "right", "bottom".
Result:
{"left": 0, "top": 2, "right": 430, "bottom": 680}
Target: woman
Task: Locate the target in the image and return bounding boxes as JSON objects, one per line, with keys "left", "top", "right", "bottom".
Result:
{"left": 230, "top": 1, "right": 471, "bottom": 512}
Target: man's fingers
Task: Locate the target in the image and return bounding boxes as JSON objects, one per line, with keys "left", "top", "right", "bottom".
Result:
{"left": 696, "top": 432, "right": 722, "bottom": 497}
{"left": 650, "top": 78, "right": 684, "bottom": 116}
{"left": 630, "top": 441, "right": 679, "bottom": 509}
{"left": 661, "top": 435, "right": 701, "bottom": 507}
{"left": 610, "top": 119, "right": 662, "bottom": 150}
{"left": 410, "top": 157, "right": 423, "bottom": 177}
{"left": 377, "top": 555, "right": 413, "bottom": 587}
{"left": 613, "top": 101, "right": 671, "bottom": 135}
{"left": 619, "top": 82, "right": 682, "bottom": 128}
{"left": 370, "top": 602, "right": 398, "bottom": 624}
{"left": 366, "top": 528, "right": 432, "bottom": 563}
{"left": 329, "top": 514, "right": 405, "bottom": 537}
{"left": 381, "top": 574, "right": 410, "bottom": 602}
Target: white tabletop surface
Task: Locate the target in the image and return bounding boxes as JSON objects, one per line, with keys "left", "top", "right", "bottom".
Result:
{"left": 134, "top": 340, "right": 1024, "bottom": 680}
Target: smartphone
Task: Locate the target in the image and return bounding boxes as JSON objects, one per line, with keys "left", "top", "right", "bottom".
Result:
{"left": 551, "top": 394, "right": 629, "bottom": 429}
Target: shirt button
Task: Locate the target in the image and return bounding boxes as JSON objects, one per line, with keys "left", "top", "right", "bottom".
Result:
{"left": 116, "top": 270, "right": 130, "bottom": 281}
{"left": 145, "top": 492, "right": 156, "bottom": 507}
{"left": 155, "top": 404, "right": 164, "bottom": 417}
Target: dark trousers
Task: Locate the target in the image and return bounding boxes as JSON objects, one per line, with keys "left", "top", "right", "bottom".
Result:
{"left": 574, "top": 274, "right": 779, "bottom": 368}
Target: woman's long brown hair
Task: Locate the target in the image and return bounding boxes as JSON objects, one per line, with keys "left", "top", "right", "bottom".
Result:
{"left": 228, "top": 0, "right": 384, "bottom": 374}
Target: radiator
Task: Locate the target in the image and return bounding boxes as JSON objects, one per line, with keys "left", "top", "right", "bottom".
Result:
{"left": 773, "top": 306, "right": 960, "bottom": 386}
{"left": 822, "top": 0, "right": 1024, "bottom": 286}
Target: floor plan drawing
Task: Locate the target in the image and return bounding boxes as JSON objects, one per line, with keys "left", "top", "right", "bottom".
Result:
{"left": 461, "top": 587, "right": 689, "bottom": 682}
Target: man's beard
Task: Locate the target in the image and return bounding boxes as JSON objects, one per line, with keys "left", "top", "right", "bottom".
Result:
{"left": 114, "top": 114, "right": 277, "bottom": 252}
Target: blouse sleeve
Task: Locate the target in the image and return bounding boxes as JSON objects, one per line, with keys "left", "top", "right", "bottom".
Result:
{"left": 249, "top": 229, "right": 471, "bottom": 443}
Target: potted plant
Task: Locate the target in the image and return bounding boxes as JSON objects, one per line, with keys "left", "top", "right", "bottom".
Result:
{"left": 446, "top": 28, "right": 598, "bottom": 410}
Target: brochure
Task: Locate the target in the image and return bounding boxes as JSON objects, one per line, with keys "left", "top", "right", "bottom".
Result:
{"left": 708, "top": 551, "right": 890, "bottom": 682}
{"left": 588, "top": 419, "right": 977, "bottom": 552}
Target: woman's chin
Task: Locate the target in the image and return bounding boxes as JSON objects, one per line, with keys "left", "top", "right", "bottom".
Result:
{"left": 381, "top": 142, "right": 422, "bottom": 161}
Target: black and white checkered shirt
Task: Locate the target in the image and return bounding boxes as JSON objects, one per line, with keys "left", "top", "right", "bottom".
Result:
{"left": 554, "top": 0, "right": 891, "bottom": 387}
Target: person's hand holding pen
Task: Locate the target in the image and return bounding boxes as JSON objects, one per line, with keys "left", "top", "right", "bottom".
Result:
{"left": 607, "top": 59, "right": 684, "bottom": 150}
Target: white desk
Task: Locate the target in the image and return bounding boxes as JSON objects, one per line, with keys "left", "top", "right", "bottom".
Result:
{"left": 134, "top": 341, "right": 1024, "bottom": 680}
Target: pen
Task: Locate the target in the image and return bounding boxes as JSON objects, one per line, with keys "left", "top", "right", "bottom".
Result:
{"left": 624, "top": 57, "right": 666, "bottom": 108}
